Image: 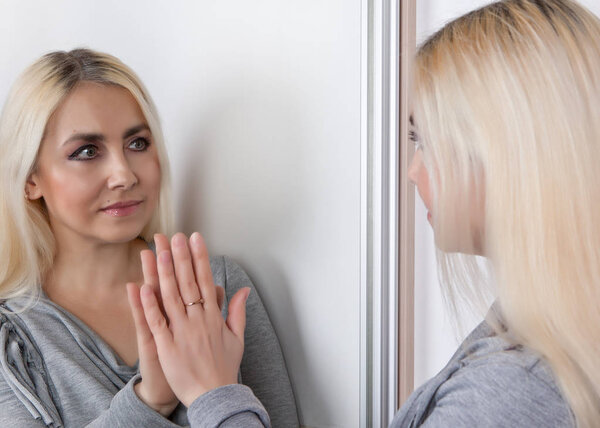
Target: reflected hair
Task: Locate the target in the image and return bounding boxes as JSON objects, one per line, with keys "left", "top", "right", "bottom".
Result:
{"left": 0, "top": 48, "right": 174, "bottom": 307}
{"left": 413, "top": 0, "right": 600, "bottom": 426}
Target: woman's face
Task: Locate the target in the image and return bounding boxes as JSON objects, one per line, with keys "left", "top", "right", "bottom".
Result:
{"left": 408, "top": 144, "right": 485, "bottom": 255}
{"left": 27, "top": 82, "right": 161, "bottom": 246}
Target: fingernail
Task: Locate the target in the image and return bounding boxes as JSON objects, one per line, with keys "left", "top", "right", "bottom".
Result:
{"left": 172, "top": 233, "right": 185, "bottom": 248}
{"left": 190, "top": 232, "right": 201, "bottom": 247}
{"left": 244, "top": 287, "right": 251, "bottom": 303}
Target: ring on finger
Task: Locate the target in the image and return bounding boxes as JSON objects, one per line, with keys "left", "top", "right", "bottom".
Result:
{"left": 185, "top": 297, "right": 205, "bottom": 306}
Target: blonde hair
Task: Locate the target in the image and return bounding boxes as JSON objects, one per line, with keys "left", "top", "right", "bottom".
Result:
{"left": 0, "top": 48, "right": 174, "bottom": 305}
{"left": 413, "top": 0, "right": 600, "bottom": 426}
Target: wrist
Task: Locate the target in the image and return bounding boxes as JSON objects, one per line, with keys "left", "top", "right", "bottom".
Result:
{"left": 134, "top": 381, "right": 179, "bottom": 417}
{"left": 181, "top": 381, "right": 238, "bottom": 408}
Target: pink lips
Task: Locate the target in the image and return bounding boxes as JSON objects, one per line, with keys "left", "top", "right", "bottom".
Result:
{"left": 101, "top": 200, "right": 142, "bottom": 217}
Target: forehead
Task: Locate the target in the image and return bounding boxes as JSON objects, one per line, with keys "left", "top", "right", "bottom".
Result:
{"left": 44, "top": 82, "right": 146, "bottom": 140}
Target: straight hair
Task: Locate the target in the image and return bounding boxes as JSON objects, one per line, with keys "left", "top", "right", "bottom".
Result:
{"left": 413, "top": 1, "right": 600, "bottom": 426}
{"left": 0, "top": 49, "right": 174, "bottom": 308}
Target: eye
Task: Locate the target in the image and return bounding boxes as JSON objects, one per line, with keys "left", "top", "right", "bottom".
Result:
{"left": 128, "top": 137, "right": 150, "bottom": 151}
{"left": 69, "top": 144, "right": 99, "bottom": 161}
{"left": 409, "top": 130, "right": 422, "bottom": 150}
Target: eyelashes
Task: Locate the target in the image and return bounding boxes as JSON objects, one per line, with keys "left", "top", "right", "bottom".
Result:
{"left": 68, "top": 137, "right": 151, "bottom": 161}
{"left": 68, "top": 144, "right": 99, "bottom": 161}
{"left": 127, "top": 137, "right": 151, "bottom": 152}
{"left": 409, "top": 130, "right": 422, "bottom": 150}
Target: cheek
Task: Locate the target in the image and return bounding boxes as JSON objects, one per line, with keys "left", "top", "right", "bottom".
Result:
{"left": 417, "top": 168, "right": 432, "bottom": 211}
{"left": 136, "top": 155, "right": 161, "bottom": 197}
{"left": 41, "top": 165, "right": 102, "bottom": 210}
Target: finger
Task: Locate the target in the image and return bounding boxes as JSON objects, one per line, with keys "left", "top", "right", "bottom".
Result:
{"left": 154, "top": 233, "right": 171, "bottom": 255}
{"left": 140, "top": 250, "right": 159, "bottom": 291}
{"left": 126, "top": 282, "right": 154, "bottom": 345}
{"left": 189, "top": 232, "right": 217, "bottom": 308}
{"left": 127, "top": 282, "right": 156, "bottom": 354}
{"left": 156, "top": 249, "right": 186, "bottom": 321}
{"left": 151, "top": 234, "right": 170, "bottom": 311}
{"left": 171, "top": 233, "right": 202, "bottom": 308}
{"left": 216, "top": 286, "right": 225, "bottom": 311}
{"left": 226, "top": 287, "right": 250, "bottom": 341}
{"left": 140, "top": 284, "right": 174, "bottom": 349}
{"left": 140, "top": 249, "right": 166, "bottom": 315}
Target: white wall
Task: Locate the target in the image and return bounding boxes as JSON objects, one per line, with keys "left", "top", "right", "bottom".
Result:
{"left": 414, "top": 0, "right": 600, "bottom": 390}
{"left": 0, "top": 2, "right": 362, "bottom": 427}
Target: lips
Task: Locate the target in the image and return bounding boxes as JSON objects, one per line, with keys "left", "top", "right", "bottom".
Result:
{"left": 100, "top": 200, "right": 142, "bottom": 217}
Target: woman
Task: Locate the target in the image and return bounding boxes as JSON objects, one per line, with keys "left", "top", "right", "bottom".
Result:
{"left": 141, "top": 0, "right": 600, "bottom": 427}
{"left": 0, "top": 49, "right": 298, "bottom": 427}
{"left": 399, "top": 0, "right": 599, "bottom": 426}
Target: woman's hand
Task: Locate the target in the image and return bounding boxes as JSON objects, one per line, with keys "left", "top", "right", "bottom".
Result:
{"left": 126, "top": 234, "right": 179, "bottom": 416}
{"left": 140, "top": 232, "right": 250, "bottom": 407}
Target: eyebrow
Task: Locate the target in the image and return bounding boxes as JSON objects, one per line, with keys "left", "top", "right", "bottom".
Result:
{"left": 409, "top": 114, "right": 414, "bottom": 127}
{"left": 61, "top": 123, "right": 150, "bottom": 146}
{"left": 123, "top": 123, "right": 150, "bottom": 139}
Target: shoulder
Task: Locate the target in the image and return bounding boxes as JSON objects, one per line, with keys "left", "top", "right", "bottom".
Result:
{"left": 395, "top": 320, "right": 574, "bottom": 428}
{"left": 456, "top": 318, "right": 566, "bottom": 400}
{"left": 430, "top": 323, "right": 573, "bottom": 426}
{"left": 209, "top": 256, "right": 254, "bottom": 293}
{"left": 433, "top": 358, "right": 572, "bottom": 427}
{"left": 444, "top": 346, "right": 567, "bottom": 406}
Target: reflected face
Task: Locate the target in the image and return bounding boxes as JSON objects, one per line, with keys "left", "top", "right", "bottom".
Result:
{"left": 27, "top": 82, "right": 161, "bottom": 245}
{"left": 408, "top": 142, "right": 485, "bottom": 255}
{"left": 407, "top": 122, "right": 485, "bottom": 255}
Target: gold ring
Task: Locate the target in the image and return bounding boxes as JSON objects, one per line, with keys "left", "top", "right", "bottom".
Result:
{"left": 185, "top": 297, "right": 205, "bottom": 306}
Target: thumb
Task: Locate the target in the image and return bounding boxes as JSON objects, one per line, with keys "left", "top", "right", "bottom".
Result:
{"left": 226, "top": 287, "right": 250, "bottom": 340}
{"left": 126, "top": 282, "right": 154, "bottom": 346}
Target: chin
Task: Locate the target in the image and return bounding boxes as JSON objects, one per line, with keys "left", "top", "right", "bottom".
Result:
{"left": 94, "top": 222, "right": 148, "bottom": 244}
{"left": 433, "top": 229, "right": 478, "bottom": 255}
{"left": 101, "top": 231, "right": 144, "bottom": 244}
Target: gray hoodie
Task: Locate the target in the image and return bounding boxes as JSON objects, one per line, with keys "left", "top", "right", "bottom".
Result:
{"left": 0, "top": 256, "right": 297, "bottom": 427}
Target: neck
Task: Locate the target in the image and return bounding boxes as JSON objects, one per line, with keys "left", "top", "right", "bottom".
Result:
{"left": 45, "top": 236, "right": 147, "bottom": 298}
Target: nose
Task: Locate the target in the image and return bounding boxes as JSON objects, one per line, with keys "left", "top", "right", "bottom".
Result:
{"left": 106, "top": 152, "right": 138, "bottom": 191}
{"left": 407, "top": 149, "right": 421, "bottom": 185}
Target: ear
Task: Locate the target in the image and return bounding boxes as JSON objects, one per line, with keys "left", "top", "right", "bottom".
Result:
{"left": 25, "top": 173, "right": 43, "bottom": 200}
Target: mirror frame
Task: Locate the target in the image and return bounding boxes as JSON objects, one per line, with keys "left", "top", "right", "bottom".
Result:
{"left": 359, "top": 0, "right": 415, "bottom": 426}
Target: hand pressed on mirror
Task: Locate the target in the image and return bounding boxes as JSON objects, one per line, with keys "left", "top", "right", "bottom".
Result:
{"left": 127, "top": 233, "right": 228, "bottom": 414}
{"left": 138, "top": 232, "right": 250, "bottom": 407}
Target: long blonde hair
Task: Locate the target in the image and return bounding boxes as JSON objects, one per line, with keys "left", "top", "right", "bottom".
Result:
{"left": 0, "top": 48, "right": 174, "bottom": 305}
{"left": 413, "top": 1, "right": 600, "bottom": 426}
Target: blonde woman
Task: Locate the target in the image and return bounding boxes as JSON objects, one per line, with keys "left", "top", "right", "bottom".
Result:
{"left": 399, "top": 0, "right": 598, "bottom": 426}
{"left": 136, "top": 0, "right": 599, "bottom": 427}
{"left": 0, "top": 49, "right": 298, "bottom": 427}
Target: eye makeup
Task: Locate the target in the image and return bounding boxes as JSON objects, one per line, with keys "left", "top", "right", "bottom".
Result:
{"left": 67, "top": 136, "right": 151, "bottom": 161}
{"left": 68, "top": 144, "right": 99, "bottom": 161}
{"left": 409, "top": 129, "right": 422, "bottom": 150}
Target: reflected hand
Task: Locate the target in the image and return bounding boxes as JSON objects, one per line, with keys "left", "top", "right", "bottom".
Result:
{"left": 140, "top": 232, "right": 249, "bottom": 407}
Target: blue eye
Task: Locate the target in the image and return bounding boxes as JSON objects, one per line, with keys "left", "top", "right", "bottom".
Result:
{"left": 69, "top": 144, "right": 99, "bottom": 161}
{"left": 128, "top": 137, "right": 150, "bottom": 151}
